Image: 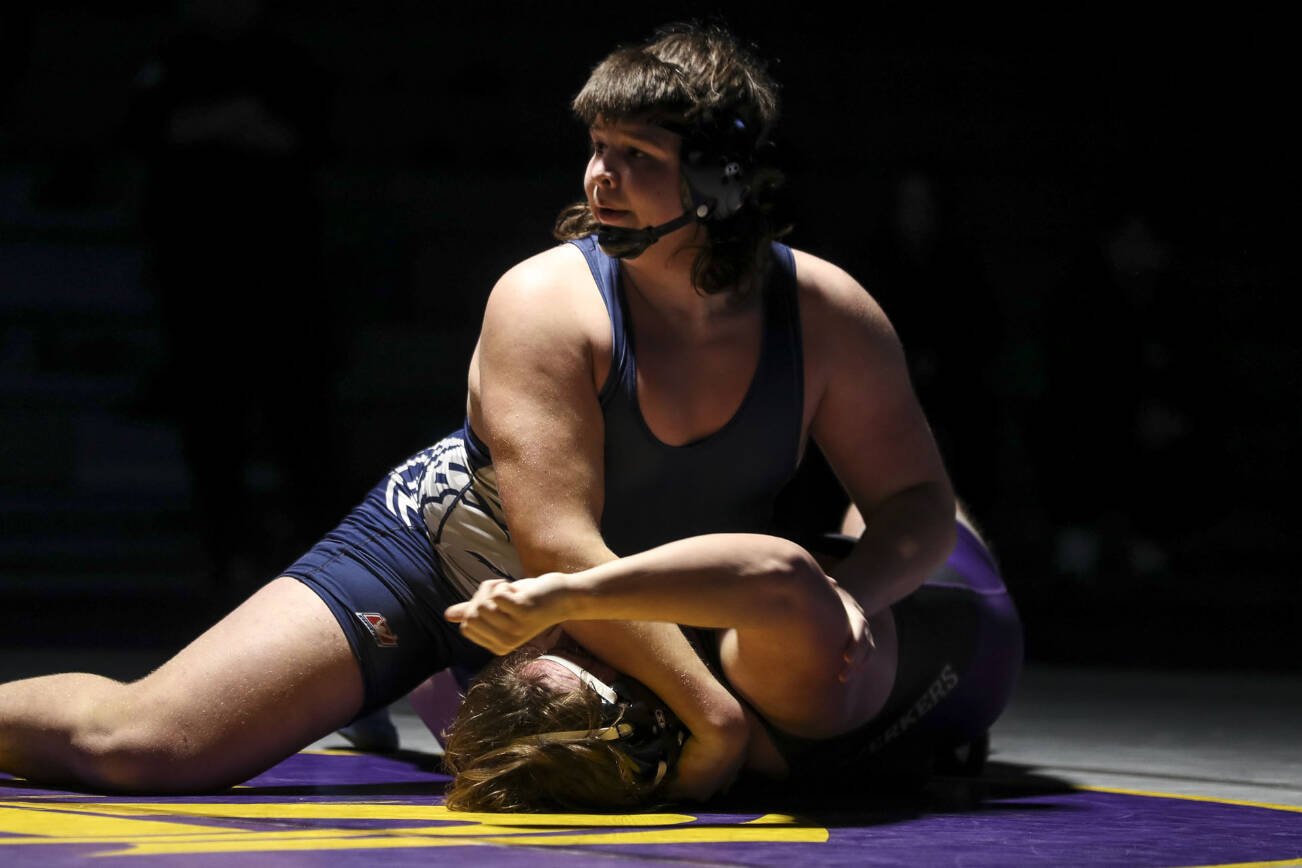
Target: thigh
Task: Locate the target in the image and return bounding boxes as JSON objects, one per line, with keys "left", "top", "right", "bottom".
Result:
{"left": 123, "top": 576, "right": 363, "bottom": 788}
{"left": 284, "top": 452, "right": 494, "bottom": 714}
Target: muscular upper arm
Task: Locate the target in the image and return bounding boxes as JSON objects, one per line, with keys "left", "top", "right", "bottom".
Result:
{"left": 469, "top": 250, "right": 741, "bottom": 741}
{"left": 796, "top": 251, "right": 953, "bottom": 518}
{"left": 471, "top": 247, "right": 614, "bottom": 574}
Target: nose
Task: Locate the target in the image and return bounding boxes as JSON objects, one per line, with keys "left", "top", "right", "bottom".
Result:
{"left": 590, "top": 149, "right": 619, "bottom": 189}
{"left": 593, "top": 160, "right": 616, "bottom": 188}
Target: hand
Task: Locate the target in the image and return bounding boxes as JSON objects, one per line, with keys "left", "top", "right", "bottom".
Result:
{"left": 665, "top": 718, "right": 748, "bottom": 802}
{"left": 444, "top": 575, "right": 566, "bottom": 655}
{"left": 830, "top": 579, "right": 874, "bottom": 682}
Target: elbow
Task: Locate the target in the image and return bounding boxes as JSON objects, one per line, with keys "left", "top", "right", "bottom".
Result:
{"left": 513, "top": 532, "right": 613, "bottom": 577}
{"left": 515, "top": 543, "right": 569, "bottom": 577}
{"left": 889, "top": 481, "right": 957, "bottom": 566}
{"left": 938, "top": 514, "right": 958, "bottom": 559}
{"left": 751, "top": 538, "right": 828, "bottom": 618}
{"left": 916, "top": 476, "right": 957, "bottom": 531}
{"left": 928, "top": 484, "right": 959, "bottom": 563}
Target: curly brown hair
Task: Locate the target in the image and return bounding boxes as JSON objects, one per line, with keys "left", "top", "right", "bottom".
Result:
{"left": 553, "top": 22, "right": 787, "bottom": 296}
{"left": 441, "top": 648, "right": 662, "bottom": 812}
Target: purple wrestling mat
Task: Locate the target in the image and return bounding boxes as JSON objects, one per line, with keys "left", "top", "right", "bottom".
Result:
{"left": 2, "top": 749, "right": 1300, "bottom": 867}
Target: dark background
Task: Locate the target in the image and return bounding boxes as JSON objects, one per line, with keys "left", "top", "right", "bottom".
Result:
{"left": 0, "top": 3, "right": 1294, "bottom": 670}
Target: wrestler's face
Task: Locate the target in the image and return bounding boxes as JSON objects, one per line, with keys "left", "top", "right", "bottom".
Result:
{"left": 585, "top": 116, "right": 686, "bottom": 230}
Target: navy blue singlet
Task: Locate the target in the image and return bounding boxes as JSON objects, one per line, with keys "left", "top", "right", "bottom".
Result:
{"left": 569, "top": 234, "right": 805, "bottom": 555}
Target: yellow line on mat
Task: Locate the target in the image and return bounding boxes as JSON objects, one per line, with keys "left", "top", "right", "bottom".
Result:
{"left": 1077, "top": 785, "right": 1302, "bottom": 815}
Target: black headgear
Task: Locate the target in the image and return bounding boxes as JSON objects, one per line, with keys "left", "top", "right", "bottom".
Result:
{"left": 679, "top": 112, "right": 754, "bottom": 222}
{"left": 596, "top": 113, "right": 756, "bottom": 260}
{"left": 512, "top": 654, "right": 687, "bottom": 786}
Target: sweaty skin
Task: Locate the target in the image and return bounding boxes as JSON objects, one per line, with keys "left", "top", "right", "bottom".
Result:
{"left": 445, "top": 533, "right": 895, "bottom": 737}
{"left": 460, "top": 116, "right": 953, "bottom": 799}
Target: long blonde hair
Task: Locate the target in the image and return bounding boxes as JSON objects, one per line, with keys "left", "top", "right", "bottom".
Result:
{"left": 442, "top": 648, "right": 662, "bottom": 812}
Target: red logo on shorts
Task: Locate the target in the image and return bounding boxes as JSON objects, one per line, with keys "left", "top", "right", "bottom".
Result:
{"left": 356, "top": 612, "right": 399, "bottom": 647}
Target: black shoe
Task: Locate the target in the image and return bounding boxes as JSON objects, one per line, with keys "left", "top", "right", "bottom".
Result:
{"left": 934, "top": 731, "right": 990, "bottom": 777}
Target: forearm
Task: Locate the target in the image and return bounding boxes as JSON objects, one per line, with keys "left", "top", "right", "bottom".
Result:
{"left": 560, "top": 619, "right": 744, "bottom": 736}
{"left": 515, "top": 538, "right": 744, "bottom": 739}
{"left": 457, "top": 535, "right": 791, "bottom": 796}
{"left": 832, "top": 481, "right": 956, "bottom": 615}
{"left": 556, "top": 534, "right": 821, "bottom": 630}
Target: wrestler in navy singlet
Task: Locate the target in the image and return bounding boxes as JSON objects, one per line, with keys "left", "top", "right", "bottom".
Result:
{"left": 463, "top": 235, "right": 805, "bottom": 556}
{"left": 572, "top": 234, "right": 804, "bottom": 556}
{"left": 287, "top": 234, "right": 806, "bottom": 711}
{"left": 288, "top": 233, "right": 1021, "bottom": 765}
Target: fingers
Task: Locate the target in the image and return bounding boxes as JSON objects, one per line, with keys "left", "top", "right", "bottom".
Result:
{"left": 838, "top": 634, "right": 873, "bottom": 682}
{"left": 837, "top": 619, "right": 874, "bottom": 682}
{"left": 455, "top": 617, "right": 525, "bottom": 656}
{"left": 443, "top": 579, "right": 511, "bottom": 624}
{"left": 442, "top": 579, "right": 541, "bottom": 656}
{"left": 458, "top": 609, "right": 526, "bottom": 655}
{"left": 830, "top": 583, "right": 874, "bottom": 682}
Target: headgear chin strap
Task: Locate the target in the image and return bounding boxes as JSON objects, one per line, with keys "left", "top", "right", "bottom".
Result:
{"left": 596, "top": 211, "right": 696, "bottom": 260}
{"left": 596, "top": 114, "right": 757, "bottom": 260}
{"left": 513, "top": 654, "right": 687, "bottom": 786}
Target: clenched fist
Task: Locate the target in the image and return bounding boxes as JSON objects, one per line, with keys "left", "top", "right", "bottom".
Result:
{"left": 444, "top": 575, "right": 568, "bottom": 655}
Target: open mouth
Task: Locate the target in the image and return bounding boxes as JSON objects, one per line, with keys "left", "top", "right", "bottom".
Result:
{"left": 594, "top": 205, "right": 630, "bottom": 222}
{"left": 591, "top": 197, "right": 630, "bottom": 222}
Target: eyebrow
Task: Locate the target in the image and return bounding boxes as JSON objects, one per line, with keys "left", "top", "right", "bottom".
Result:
{"left": 589, "top": 122, "right": 677, "bottom": 152}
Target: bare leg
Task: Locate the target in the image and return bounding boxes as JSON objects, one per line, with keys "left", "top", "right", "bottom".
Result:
{"left": 0, "top": 577, "right": 362, "bottom": 792}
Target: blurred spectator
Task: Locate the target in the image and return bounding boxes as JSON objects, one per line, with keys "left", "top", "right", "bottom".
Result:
{"left": 128, "top": 0, "right": 342, "bottom": 590}
{"left": 0, "top": 9, "right": 33, "bottom": 145}
{"left": 866, "top": 168, "right": 1005, "bottom": 518}
{"left": 1035, "top": 202, "right": 1202, "bottom": 582}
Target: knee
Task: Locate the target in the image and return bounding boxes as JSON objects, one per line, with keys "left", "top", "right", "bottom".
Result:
{"left": 70, "top": 701, "right": 233, "bottom": 792}
{"left": 72, "top": 731, "right": 174, "bottom": 792}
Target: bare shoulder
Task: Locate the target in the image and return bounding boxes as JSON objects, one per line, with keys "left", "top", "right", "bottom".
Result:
{"left": 788, "top": 248, "right": 901, "bottom": 377}
{"left": 483, "top": 244, "right": 605, "bottom": 331}
{"left": 476, "top": 244, "right": 611, "bottom": 376}
{"left": 787, "top": 250, "right": 948, "bottom": 514}
{"left": 470, "top": 245, "right": 613, "bottom": 570}
{"left": 471, "top": 243, "right": 612, "bottom": 423}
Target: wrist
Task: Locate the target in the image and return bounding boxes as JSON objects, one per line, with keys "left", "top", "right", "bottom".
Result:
{"left": 563, "top": 564, "right": 610, "bottom": 620}
{"left": 533, "top": 573, "right": 570, "bottom": 624}
{"left": 552, "top": 571, "right": 600, "bottom": 623}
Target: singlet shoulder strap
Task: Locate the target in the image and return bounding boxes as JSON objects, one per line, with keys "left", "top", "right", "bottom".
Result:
{"left": 771, "top": 240, "right": 796, "bottom": 279}
{"left": 766, "top": 240, "right": 804, "bottom": 465}
{"left": 569, "top": 235, "right": 628, "bottom": 406}
{"left": 768, "top": 241, "right": 799, "bottom": 325}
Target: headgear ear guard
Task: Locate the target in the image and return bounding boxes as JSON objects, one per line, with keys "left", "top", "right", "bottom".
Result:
{"left": 596, "top": 113, "right": 757, "bottom": 260}
{"left": 680, "top": 113, "right": 754, "bottom": 222}
{"left": 511, "top": 654, "right": 687, "bottom": 786}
